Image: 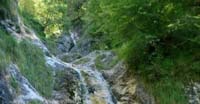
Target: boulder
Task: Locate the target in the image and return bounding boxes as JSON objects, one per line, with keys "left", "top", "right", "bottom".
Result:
{"left": 53, "top": 67, "right": 82, "bottom": 104}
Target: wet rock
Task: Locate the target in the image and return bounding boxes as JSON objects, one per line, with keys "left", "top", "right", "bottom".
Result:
{"left": 70, "top": 37, "right": 96, "bottom": 56}
{"left": 58, "top": 53, "right": 82, "bottom": 63}
{"left": 7, "top": 64, "right": 45, "bottom": 103}
{"left": 57, "top": 35, "right": 74, "bottom": 54}
{"left": 103, "top": 62, "right": 155, "bottom": 104}
{"left": 94, "top": 51, "right": 117, "bottom": 70}
{"left": 0, "top": 71, "right": 13, "bottom": 104}
{"left": 186, "top": 82, "right": 200, "bottom": 104}
{"left": 88, "top": 87, "right": 95, "bottom": 94}
{"left": 54, "top": 68, "right": 82, "bottom": 104}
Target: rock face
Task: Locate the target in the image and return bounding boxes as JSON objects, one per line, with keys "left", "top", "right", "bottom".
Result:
{"left": 9, "top": 65, "right": 46, "bottom": 103}
{"left": 0, "top": 2, "right": 156, "bottom": 103}
{"left": 53, "top": 68, "right": 82, "bottom": 104}
{"left": 70, "top": 36, "right": 96, "bottom": 56}
{"left": 56, "top": 35, "right": 74, "bottom": 54}
{"left": 57, "top": 53, "right": 82, "bottom": 63}
{"left": 103, "top": 62, "right": 155, "bottom": 104}
{"left": 73, "top": 51, "right": 155, "bottom": 104}
{"left": 0, "top": 70, "right": 13, "bottom": 104}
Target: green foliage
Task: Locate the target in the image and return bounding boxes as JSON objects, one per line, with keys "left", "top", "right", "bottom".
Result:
{"left": 0, "top": 0, "right": 17, "bottom": 20}
{"left": 16, "top": 41, "right": 53, "bottom": 97}
{"left": 19, "top": 0, "right": 70, "bottom": 37}
{"left": 19, "top": 0, "right": 70, "bottom": 54}
{"left": 146, "top": 79, "right": 187, "bottom": 104}
{"left": 67, "top": 0, "right": 85, "bottom": 27}
{"left": 9, "top": 76, "right": 20, "bottom": 94}
{"left": 17, "top": 0, "right": 200, "bottom": 103}
{"left": 82, "top": 0, "right": 200, "bottom": 77}
{"left": 0, "top": 27, "right": 15, "bottom": 70}
{"left": 20, "top": 10, "right": 58, "bottom": 55}
{"left": 76, "top": 0, "right": 200, "bottom": 103}
{"left": 0, "top": 28, "right": 53, "bottom": 97}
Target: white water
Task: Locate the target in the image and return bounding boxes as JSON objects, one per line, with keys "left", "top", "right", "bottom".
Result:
{"left": 1, "top": 16, "right": 115, "bottom": 104}
{"left": 77, "top": 65, "right": 115, "bottom": 104}
{"left": 69, "top": 30, "right": 79, "bottom": 45}
{"left": 45, "top": 55, "right": 115, "bottom": 104}
{"left": 8, "top": 64, "right": 45, "bottom": 103}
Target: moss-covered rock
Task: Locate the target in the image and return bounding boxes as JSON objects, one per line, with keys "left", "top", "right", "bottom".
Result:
{"left": 54, "top": 68, "right": 82, "bottom": 103}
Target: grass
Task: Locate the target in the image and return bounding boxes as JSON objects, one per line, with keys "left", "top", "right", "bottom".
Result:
{"left": 143, "top": 78, "right": 187, "bottom": 104}
{"left": 135, "top": 51, "right": 200, "bottom": 104}
{"left": 16, "top": 41, "right": 53, "bottom": 97}
{"left": 0, "top": 27, "right": 15, "bottom": 70}
{"left": 0, "top": 27, "right": 53, "bottom": 98}
{"left": 9, "top": 76, "right": 20, "bottom": 94}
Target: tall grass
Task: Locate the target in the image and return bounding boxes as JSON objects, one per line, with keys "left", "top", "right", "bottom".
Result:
{"left": 0, "top": 27, "right": 53, "bottom": 97}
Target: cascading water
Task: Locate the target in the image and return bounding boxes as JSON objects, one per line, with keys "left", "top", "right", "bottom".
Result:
{"left": 8, "top": 64, "right": 45, "bottom": 104}
{"left": 69, "top": 30, "right": 78, "bottom": 45}
{"left": 1, "top": 15, "right": 116, "bottom": 104}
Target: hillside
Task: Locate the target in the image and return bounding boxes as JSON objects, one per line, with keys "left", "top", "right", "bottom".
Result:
{"left": 0, "top": 0, "right": 199, "bottom": 104}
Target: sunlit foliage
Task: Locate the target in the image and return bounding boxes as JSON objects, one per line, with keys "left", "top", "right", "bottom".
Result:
{"left": 19, "top": 0, "right": 69, "bottom": 38}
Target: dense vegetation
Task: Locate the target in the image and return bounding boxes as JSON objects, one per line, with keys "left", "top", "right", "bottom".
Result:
{"left": 0, "top": 28, "right": 53, "bottom": 97}
{"left": 81, "top": 0, "right": 200, "bottom": 79}
{"left": 0, "top": 0, "right": 18, "bottom": 20}
{"left": 19, "top": 0, "right": 69, "bottom": 38}
{"left": 16, "top": 0, "right": 200, "bottom": 103}
{"left": 70, "top": 0, "right": 200, "bottom": 103}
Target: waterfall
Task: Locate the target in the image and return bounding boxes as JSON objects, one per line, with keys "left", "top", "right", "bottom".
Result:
{"left": 8, "top": 64, "right": 45, "bottom": 104}
{"left": 1, "top": 15, "right": 116, "bottom": 104}
{"left": 69, "top": 30, "right": 78, "bottom": 45}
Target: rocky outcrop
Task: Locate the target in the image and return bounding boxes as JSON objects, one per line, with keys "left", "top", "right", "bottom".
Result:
{"left": 57, "top": 53, "right": 82, "bottom": 63}
{"left": 53, "top": 68, "right": 82, "bottom": 104}
{"left": 70, "top": 36, "right": 96, "bottom": 56}
{"left": 56, "top": 35, "right": 74, "bottom": 54}
{"left": 186, "top": 82, "right": 200, "bottom": 104}
{"left": 103, "top": 62, "right": 155, "bottom": 104}
{"left": 0, "top": 70, "right": 13, "bottom": 104}
{"left": 7, "top": 64, "right": 45, "bottom": 104}
{"left": 72, "top": 51, "right": 155, "bottom": 104}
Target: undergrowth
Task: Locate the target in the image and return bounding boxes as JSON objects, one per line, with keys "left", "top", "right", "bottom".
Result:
{"left": 0, "top": 27, "right": 53, "bottom": 97}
